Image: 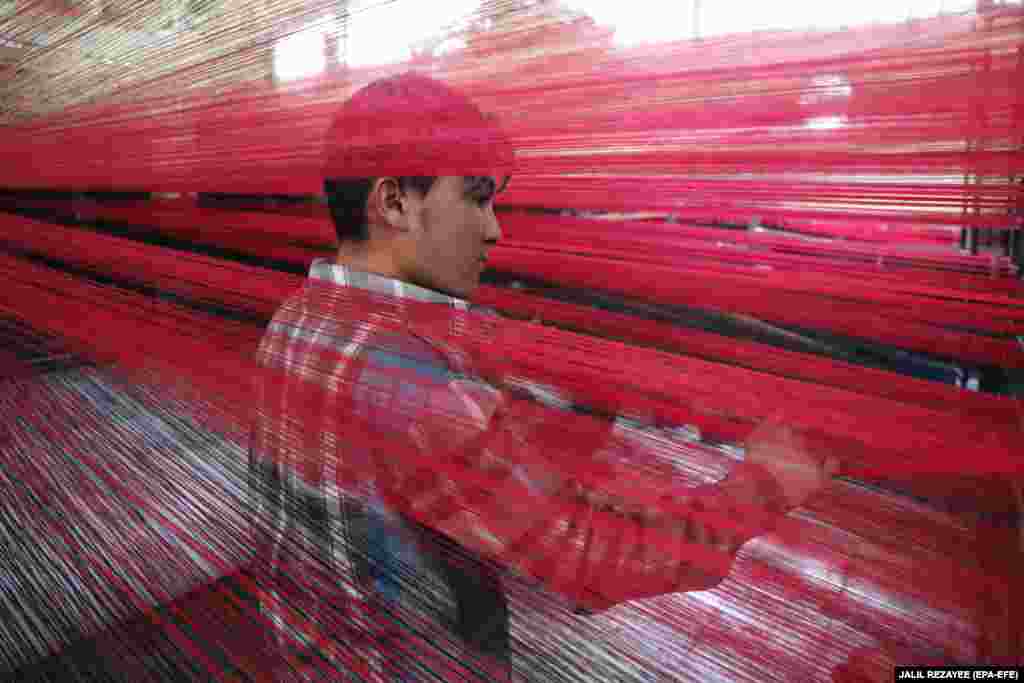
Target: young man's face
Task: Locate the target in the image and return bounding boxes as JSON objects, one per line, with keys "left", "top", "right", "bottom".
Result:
{"left": 400, "top": 175, "right": 508, "bottom": 300}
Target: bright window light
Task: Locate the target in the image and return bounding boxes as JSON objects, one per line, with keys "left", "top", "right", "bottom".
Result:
{"left": 436, "top": 36, "right": 468, "bottom": 56}
{"left": 563, "top": 0, "right": 695, "bottom": 46}
{"left": 278, "top": 0, "right": 990, "bottom": 76}
{"left": 345, "top": 0, "right": 480, "bottom": 68}
{"left": 702, "top": 0, "right": 976, "bottom": 37}
{"left": 273, "top": 24, "right": 329, "bottom": 82}
{"left": 565, "top": 0, "right": 978, "bottom": 45}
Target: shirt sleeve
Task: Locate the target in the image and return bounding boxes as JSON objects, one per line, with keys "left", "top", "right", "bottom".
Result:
{"left": 373, "top": 368, "right": 795, "bottom": 611}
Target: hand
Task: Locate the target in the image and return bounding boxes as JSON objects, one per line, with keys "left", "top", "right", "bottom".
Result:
{"left": 744, "top": 420, "right": 839, "bottom": 510}
{"left": 448, "top": 378, "right": 504, "bottom": 431}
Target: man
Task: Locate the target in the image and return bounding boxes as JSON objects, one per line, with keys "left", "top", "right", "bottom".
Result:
{"left": 249, "top": 73, "right": 520, "bottom": 683}
{"left": 249, "top": 72, "right": 835, "bottom": 681}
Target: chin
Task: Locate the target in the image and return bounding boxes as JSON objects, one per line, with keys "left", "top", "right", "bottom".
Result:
{"left": 441, "top": 276, "right": 477, "bottom": 300}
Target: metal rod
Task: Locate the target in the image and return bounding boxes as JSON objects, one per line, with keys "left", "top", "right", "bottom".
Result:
{"left": 1011, "top": 228, "right": 1023, "bottom": 278}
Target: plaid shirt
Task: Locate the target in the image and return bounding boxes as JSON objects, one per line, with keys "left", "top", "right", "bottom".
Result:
{"left": 249, "top": 258, "right": 509, "bottom": 678}
{"left": 248, "top": 257, "right": 790, "bottom": 676}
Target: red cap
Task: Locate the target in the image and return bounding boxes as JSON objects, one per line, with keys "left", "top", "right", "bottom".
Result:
{"left": 322, "top": 72, "right": 515, "bottom": 179}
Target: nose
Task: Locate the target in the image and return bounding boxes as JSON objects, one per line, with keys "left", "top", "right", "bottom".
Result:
{"left": 484, "top": 207, "right": 502, "bottom": 244}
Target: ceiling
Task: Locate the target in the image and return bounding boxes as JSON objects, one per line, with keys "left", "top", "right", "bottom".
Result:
{"left": 0, "top": 0, "right": 283, "bottom": 124}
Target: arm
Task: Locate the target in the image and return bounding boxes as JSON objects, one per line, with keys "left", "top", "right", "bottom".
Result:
{"left": 391, "top": 371, "right": 837, "bottom": 611}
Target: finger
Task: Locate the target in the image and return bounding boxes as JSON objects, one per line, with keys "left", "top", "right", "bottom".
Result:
{"left": 715, "top": 523, "right": 739, "bottom": 554}
{"left": 674, "top": 515, "right": 691, "bottom": 541}
{"left": 784, "top": 425, "right": 806, "bottom": 450}
{"left": 691, "top": 517, "right": 710, "bottom": 546}
{"left": 703, "top": 518, "right": 730, "bottom": 552}
{"left": 746, "top": 412, "right": 788, "bottom": 444}
{"left": 636, "top": 506, "right": 661, "bottom": 524}
{"left": 823, "top": 456, "right": 842, "bottom": 477}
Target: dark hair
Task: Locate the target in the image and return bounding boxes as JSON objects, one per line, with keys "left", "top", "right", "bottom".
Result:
{"left": 324, "top": 176, "right": 436, "bottom": 243}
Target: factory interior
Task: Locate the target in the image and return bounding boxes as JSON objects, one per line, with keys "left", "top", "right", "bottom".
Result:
{"left": 0, "top": 0, "right": 1022, "bottom": 681}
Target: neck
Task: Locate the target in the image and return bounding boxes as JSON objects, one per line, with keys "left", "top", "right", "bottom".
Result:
{"left": 334, "top": 241, "right": 403, "bottom": 281}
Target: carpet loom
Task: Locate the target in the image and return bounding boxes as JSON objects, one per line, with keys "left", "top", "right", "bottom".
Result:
{"left": 0, "top": 1, "right": 1023, "bottom": 681}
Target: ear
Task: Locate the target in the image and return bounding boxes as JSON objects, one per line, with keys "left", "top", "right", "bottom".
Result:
{"left": 366, "top": 177, "right": 414, "bottom": 232}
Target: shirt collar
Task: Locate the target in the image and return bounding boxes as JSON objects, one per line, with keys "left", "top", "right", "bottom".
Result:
{"left": 308, "top": 258, "right": 469, "bottom": 310}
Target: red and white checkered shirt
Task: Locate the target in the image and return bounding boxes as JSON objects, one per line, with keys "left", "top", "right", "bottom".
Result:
{"left": 248, "top": 257, "right": 790, "bottom": 673}
{"left": 249, "top": 258, "right": 509, "bottom": 678}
